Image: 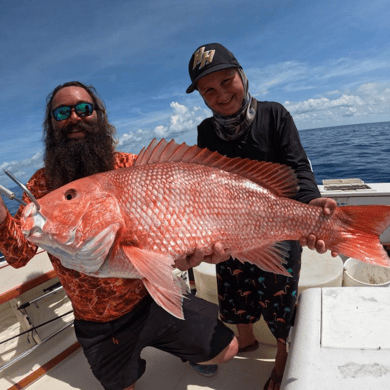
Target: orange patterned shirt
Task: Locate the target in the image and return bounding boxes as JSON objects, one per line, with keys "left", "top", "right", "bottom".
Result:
{"left": 0, "top": 152, "right": 148, "bottom": 322}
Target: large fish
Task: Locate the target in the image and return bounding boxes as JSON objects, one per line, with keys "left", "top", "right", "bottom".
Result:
{"left": 21, "top": 139, "right": 390, "bottom": 319}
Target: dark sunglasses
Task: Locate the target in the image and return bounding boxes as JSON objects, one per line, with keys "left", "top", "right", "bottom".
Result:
{"left": 52, "top": 102, "right": 95, "bottom": 122}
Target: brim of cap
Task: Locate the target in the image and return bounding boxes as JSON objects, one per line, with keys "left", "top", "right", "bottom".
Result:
{"left": 186, "top": 63, "right": 240, "bottom": 94}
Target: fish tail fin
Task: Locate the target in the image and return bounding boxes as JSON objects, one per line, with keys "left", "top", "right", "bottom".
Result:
{"left": 331, "top": 205, "right": 390, "bottom": 267}
{"left": 121, "top": 246, "right": 184, "bottom": 319}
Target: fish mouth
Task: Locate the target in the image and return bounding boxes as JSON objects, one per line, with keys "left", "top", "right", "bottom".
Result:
{"left": 26, "top": 225, "right": 43, "bottom": 239}
{"left": 21, "top": 203, "right": 47, "bottom": 240}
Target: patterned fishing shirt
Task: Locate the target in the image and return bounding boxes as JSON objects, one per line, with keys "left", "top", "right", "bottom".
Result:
{"left": 0, "top": 152, "right": 148, "bottom": 322}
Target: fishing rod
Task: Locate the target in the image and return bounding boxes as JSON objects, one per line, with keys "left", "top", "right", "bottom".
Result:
{"left": 0, "top": 183, "right": 26, "bottom": 206}
{"left": 2, "top": 169, "right": 41, "bottom": 210}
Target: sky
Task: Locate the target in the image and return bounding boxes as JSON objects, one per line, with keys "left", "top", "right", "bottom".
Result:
{"left": 0, "top": 0, "right": 390, "bottom": 186}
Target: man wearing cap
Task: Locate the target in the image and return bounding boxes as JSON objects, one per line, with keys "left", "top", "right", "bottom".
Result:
{"left": 186, "top": 43, "right": 337, "bottom": 390}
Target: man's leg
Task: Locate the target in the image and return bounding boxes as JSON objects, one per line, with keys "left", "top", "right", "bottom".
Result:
{"left": 263, "top": 241, "right": 301, "bottom": 390}
{"left": 189, "top": 335, "right": 238, "bottom": 377}
{"left": 264, "top": 339, "right": 287, "bottom": 390}
{"left": 150, "top": 294, "right": 236, "bottom": 378}
{"left": 196, "top": 335, "right": 238, "bottom": 364}
{"left": 236, "top": 323, "right": 257, "bottom": 349}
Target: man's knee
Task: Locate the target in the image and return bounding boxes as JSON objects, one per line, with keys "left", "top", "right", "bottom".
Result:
{"left": 204, "top": 335, "right": 239, "bottom": 364}
{"left": 221, "top": 335, "right": 239, "bottom": 362}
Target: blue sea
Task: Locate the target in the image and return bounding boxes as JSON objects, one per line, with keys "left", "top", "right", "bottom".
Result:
{"left": 300, "top": 121, "right": 390, "bottom": 185}
{"left": 2, "top": 120, "right": 389, "bottom": 217}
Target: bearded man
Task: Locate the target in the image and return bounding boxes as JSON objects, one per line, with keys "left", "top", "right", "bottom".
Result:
{"left": 0, "top": 82, "right": 238, "bottom": 390}
{"left": 43, "top": 81, "right": 117, "bottom": 190}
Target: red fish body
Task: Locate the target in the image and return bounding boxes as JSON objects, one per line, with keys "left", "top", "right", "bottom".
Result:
{"left": 21, "top": 139, "right": 390, "bottom": 319}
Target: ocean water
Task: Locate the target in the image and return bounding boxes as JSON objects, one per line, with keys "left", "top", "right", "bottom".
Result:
{"left": 2, "top": 120, "right": 390, "bottom": 217}
{"left": 301, "top": 121, "right": 390, "bottom": 184}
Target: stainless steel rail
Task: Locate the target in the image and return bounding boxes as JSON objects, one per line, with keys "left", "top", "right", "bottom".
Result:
{"left": 0, "top": 321, "right": 74, "bottom": 373}
{"left": 18, "top": 282, "right": 63, "bottom": 310}
{"left": 0, "top": 254, "right": 6, "bottom": 267}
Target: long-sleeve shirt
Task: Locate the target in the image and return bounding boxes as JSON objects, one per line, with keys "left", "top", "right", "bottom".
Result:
{"left": 0, "top": 152, "right": 148, "bottom": 322}
{"left": 197, "top": 101, "right": 321, "bottom": 204}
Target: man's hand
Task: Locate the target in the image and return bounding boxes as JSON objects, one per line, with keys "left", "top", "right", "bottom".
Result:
{"left": 0, "top": 196, "right": 8, "bottom": 224}
{"left": 174, "top": 242, "right": 230, "bottom": 271}
{"left": 299, "top": 197, "right": 338, "bottom": 257}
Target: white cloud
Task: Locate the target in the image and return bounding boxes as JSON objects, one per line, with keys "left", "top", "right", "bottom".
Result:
{"left": 0, "top": 152, "right": 43, "bottom": 188}
{"left": 284, "top": 82, "right": 390, "bottom": 129}
{"left": 244, "top": 56, "right": 390, "bottom": 129}
{"left": 317, "top": 58, "right": 388, "bottom": 80}
{"left": 118, "top": 102, "right": 211, "bottom": 152}
{"left": 247, "top": 61, "right": 309, "bottom": 96}
{"left": 247, "top": 57, "right": 390, "bottom": 99}
{"left": 154, "top": 102, "right": 209, "bottom": 137}
{"left": 285, "top": 94, "right": 365, "bottom": 114}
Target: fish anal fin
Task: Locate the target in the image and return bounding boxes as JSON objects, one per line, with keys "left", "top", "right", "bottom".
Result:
{"left": 233, "top": 243, "right": 291, "bottom": 276}
{"left": 121, "top": 245, "right": 184, "bottom": 319}
{"left": 135, "top": 138, "right": 298, "bottom": 198}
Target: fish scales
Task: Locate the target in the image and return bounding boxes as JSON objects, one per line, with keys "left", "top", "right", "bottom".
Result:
{"left": 20, "top": 138, "right": 390, "bottom": 319}
{"left": 115, "top": 163, "right": 277, "bottom": 256}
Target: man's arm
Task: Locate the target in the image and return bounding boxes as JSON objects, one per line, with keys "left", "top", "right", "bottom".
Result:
{"left": 0, "top": 171, "right": 47, "bottom": 267}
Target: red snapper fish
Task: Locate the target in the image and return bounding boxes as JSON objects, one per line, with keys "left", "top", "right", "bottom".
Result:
{"left": 21, "top": 139, "right": 390, "bottom": 319}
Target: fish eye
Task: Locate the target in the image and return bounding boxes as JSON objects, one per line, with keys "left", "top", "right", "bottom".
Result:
{"left": 64, "top": 189, "right": 77, "bottom": 201}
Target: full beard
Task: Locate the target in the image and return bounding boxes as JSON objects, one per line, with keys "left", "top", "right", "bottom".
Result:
{"left": 44, "top": 121, "right": 116, "bottom": 190}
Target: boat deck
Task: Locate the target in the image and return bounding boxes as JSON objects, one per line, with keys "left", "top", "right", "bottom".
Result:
{"left": 25, "top": 340, "right": 276, "bottom": 390}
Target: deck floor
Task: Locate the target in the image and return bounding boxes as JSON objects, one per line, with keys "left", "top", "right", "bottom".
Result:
{"left": 27, "top": 341, "right": 276, "bottom": 389}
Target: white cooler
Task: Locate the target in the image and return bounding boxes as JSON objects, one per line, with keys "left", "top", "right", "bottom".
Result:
{"left": 282, "top": 287, "right": 390, "bottom": 389}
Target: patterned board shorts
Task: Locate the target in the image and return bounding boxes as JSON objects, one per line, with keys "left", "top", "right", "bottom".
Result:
{"left": 216, "top": 240, "right": 302, "bottom": 342}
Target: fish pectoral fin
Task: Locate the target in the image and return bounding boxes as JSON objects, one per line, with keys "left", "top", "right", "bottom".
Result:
{"left": 233, "top": 242, "right": 291, "bottom": 276}
{"left": 121, "top": 246, "right": 184, "bottom": 319}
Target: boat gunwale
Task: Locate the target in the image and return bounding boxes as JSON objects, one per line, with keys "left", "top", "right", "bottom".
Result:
{"left": 0, "top": 269, "right": 58, "bottom": 305}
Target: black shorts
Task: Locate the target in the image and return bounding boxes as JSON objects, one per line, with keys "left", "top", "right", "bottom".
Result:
{"left": 74, "top": 295, "right": 235, "bottom": 390}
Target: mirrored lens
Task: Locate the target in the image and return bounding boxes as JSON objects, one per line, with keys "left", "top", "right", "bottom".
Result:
{"left": 52, "top": 102, "right": 94, "bottom": 121}
{"left": 53, "top": 106, "right": 71, "bottom": 121}
{"left": 75, "top": 102, "right": 94, "bottom": 117}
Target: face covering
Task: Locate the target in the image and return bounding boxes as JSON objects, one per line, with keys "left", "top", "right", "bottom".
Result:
{"left": 210, "top": 68, "right": 257, "bottom": 141}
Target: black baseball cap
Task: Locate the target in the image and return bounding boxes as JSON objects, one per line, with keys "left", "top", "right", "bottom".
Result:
{"left": 186, "top": 43, "right": 241, "bottom": 94}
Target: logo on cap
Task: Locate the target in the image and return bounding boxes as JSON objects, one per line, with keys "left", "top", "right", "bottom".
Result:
{"left": 192, "top": 47, "right": 215, "bottom": 70}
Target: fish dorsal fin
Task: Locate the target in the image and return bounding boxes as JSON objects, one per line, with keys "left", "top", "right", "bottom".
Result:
{"left": 135, "top": 138, "right": 298, "bottom": 198}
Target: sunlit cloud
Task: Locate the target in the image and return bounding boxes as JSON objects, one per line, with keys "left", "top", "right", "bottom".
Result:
{"left": 247, "top": 57, "right": 390, "bottom": 99}
{"left": 285, "top": 82, "right": 390, "bottom": 128}
{"left": 0, "top": 152, "right": 43, "bottom": 187}
{"left": 118, "top": 102, "right": 210, "bottom": 152}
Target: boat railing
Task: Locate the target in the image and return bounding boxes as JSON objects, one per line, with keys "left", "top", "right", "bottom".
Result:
{"left": 0, "top": 254, "right": 7, "bottom": 268}
{"left": 0, "top": 275, "right": 75, "bottom": 374}
{"left": 0, "top": 320, "right": 74, "bottom": 373}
